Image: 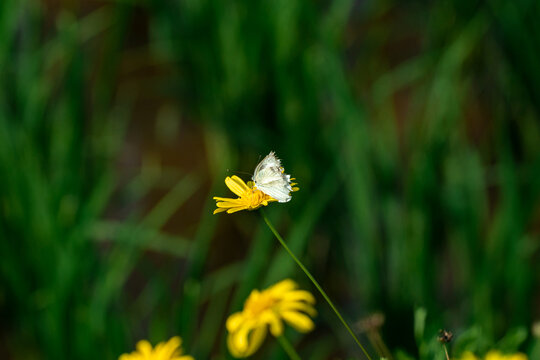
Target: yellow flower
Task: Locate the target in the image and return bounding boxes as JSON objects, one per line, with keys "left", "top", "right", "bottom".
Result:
{"left": 119, "top": 336, "right": 194, "bottom": 360}
{"left": 485, "top": 351, "right": 528, "bottom": 360}
{"left": 226, "top": 279, "right": 316, "bottom": 358}
{"left": 457, "top": 350, "right": 528, "bottom": 360}
{"left": 213, "top": 175, "right": 299, "bottom": 214}
{"left": 458, "top": 351, "right": 480, "bottom": 360}
{"left": 213, "top": 175, "right": 277, "bottom": 214}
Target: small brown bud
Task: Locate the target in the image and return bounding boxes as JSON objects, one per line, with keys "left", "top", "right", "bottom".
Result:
{"left": 438, "top": 329, "right": 453, "bottom": 343}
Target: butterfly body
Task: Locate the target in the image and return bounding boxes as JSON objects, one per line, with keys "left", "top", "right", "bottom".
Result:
{"left": 252, "top": 151, "right": 293, "bottom": 203}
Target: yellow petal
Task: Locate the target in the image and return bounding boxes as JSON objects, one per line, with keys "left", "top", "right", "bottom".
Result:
{"left": 225, "top": 176, "right": 250, "bottom": 197}
{"left": 227, "top": 333, "right": 243, "bottom": 358}
{"left": 508, "top": 355, "right": 528, "bottom": 360}
{"left": 269, "top": 279, "right": 297, "bottom": 294}
{"left": 217, "top": 204, "right": 244, "bottom": 212}
{"left": 281, "top": 290, "right": 316, "bottom": 304}
{"left": 135, "top": 340, "right": 153, "bottom": 355}
{"left": 228, "top": 324, "right": 268, "bottom": 358}
{"left": 280, "top": 301, "right": 317, "bottom": 317}
{"left": 459, "top": 351, "right": 479, "bottom": 360}
{"left": 485, "top": 351, "right": 503, "bottom": 360}
{"left": 244, "top": 325, "right": 267, "bottom": 357}
{"left": 261, "top": 311, "right": 284, "bottom": 336}
{"left": 160, "top": 336, "right": 181, "bottom": 357}
{"left": 281, "top": 311, "right": 315, "bottom": 332}
{"left": 215, "top": 200, "right": 244, "bottom": 207}
{"left": 227, "top": 206, "right": 249, "bottom": 214}
{"left": 231, "top": 322, "right": 253, "bottom": 352}
{"left": 153, "top": 342, "right": 166, "bottom": 357}
{"left": 227, "top": 313, "right": 245, "bottom": 332}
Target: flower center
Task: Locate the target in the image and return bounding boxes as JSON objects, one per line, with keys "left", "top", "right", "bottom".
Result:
{"left": 246, "top": 188, "right": 266, "bottom": 208}
{"left": 245, "top": 292, "right": 277, "bottom": 316}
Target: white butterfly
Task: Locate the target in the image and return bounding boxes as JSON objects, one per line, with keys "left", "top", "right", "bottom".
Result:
{"left": 252, "top": 151, "right": 293, "bottom": 203}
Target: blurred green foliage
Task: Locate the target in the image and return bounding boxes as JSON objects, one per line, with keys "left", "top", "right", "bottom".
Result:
{"left": 1, "top": 0, "right": 540, "bottom": 359}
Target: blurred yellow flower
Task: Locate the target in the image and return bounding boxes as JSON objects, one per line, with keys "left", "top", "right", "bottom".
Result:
{"left": 213, "top": 175, "right": 277, "bottom": 214}
{"left": 485, "top": 350, "right": 528, "bottom": 360}
{"left": 119, "top": 336, "right": 194, "bottom": 360}
{"left": 458, "top": 352, "right": 479, "bottom": 360}
{"left": 226, "top": 279, "right": 316, "bottom": 358}
{"left": 457, "top": 350, "right": 528, "bottom": 360}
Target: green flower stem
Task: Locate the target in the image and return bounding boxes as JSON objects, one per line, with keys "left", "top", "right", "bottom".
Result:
{"left": 261, "top": 210, "right": 372, "bottom": 360}
{"left": 277, "top": 335, "right": 302, "bottom": 360}
{"left": 443, "top": 344, "right": 450, "bottom": 360}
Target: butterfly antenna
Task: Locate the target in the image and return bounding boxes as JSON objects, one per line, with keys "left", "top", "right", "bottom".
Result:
{"left": 226, "top": 169, "right": 252, "bottom": 176}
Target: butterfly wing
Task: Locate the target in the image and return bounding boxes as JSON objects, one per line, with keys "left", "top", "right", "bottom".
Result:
{"left": 253, "top": 152, "right": 281, "bottom": 181}
{"left": 253, "top": 151, "right": 293, "bottom": 203}
{"left": 256, "top": 180, "right": 292, "bottom": 202}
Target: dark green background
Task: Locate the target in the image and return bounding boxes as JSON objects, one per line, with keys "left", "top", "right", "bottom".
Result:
{"left": 1, "top": 0, "right": 540, "bottom": 359}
